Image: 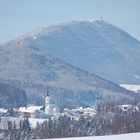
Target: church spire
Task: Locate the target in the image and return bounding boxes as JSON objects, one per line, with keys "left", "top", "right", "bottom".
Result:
{"left": 46, "top": 86, "right": 49, "bottom": 97}
{"left": 45, "top": 87, "right": 50, "bottom": 114}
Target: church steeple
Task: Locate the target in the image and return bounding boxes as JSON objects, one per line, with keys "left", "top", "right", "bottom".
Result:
{"left": 44, "top": 86, "right": 60, "bottom": 115}
{"left": 45, "top": 87, "right": 50, "bottom": 113}
{"left": 46, "top": 87, "right": 49, "bottom": 97}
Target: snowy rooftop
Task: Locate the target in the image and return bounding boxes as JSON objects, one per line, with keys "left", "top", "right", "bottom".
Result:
{"left": 63, "top": 107, "right": 96, "bottom": 119}
{"left": 0, "top": 108, "right": 7, "bottom": 113}
{"left": 18, "top": 105, "right": 43, "bottom": 113}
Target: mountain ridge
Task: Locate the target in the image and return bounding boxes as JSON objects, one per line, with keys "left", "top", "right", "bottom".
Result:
{"left": 3, "top": 20, "right": 140, "bottom": 84}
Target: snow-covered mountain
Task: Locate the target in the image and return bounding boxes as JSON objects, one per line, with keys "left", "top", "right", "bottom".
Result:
{"left": 0, "top": 20, "right": 139, "bottom": 106}
{"left": 6, "top": 20, "right": 140, "bottom": 84}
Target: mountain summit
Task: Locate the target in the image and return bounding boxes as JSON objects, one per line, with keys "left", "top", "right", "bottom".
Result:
{"left": 0, "top": 20, "right": 139, "bottom": 106}
{"left": 8, "top": 20, "right": 140, "bottom": 84}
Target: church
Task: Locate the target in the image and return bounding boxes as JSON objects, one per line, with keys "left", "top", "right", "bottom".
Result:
{"left": 45, "top": 89, "right": 60, "bottom": 115}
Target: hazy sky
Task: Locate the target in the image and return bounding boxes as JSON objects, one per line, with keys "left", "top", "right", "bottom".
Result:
{"left": 0, "top": 0, "right": 140, "bottom": 43}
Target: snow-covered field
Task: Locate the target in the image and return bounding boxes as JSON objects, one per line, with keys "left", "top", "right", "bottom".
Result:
{"left": 40, "top": 133, "right": 140, "bottom": 140}
{"left": 120, "top": 84, "right": 140, "bottom": 93}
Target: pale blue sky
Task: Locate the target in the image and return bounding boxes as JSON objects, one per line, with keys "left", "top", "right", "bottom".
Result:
{"left": 0, "top": 0, "right": 140, "bottom": 43}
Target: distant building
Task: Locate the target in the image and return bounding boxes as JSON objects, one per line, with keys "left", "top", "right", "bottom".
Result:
{"left": 18, "top": 105, "right": 44, "bottom": 118}
{"left": 45, "top": 91, "right": 50, "bottom": 113}
{"left": 0, "top": 108, "right": 8, "bottom": 116}
{"left": 118, "top": 105, "right": 133, "bottom": 112}
{"left": 14, "top": 88, "right": 60, "bottom": 118}
{"left": 45, "top": 89, "right": 59, "bottom": 115}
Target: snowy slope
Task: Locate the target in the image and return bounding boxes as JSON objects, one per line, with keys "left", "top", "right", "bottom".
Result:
{"left": 4, "top": 20, "right": 140, "bottom": 84}
{"left": 41, "top": 133, "right": 140, "bottom": 140}
{"left": 120, "top": 84, "right": 140, "bottom": 93}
